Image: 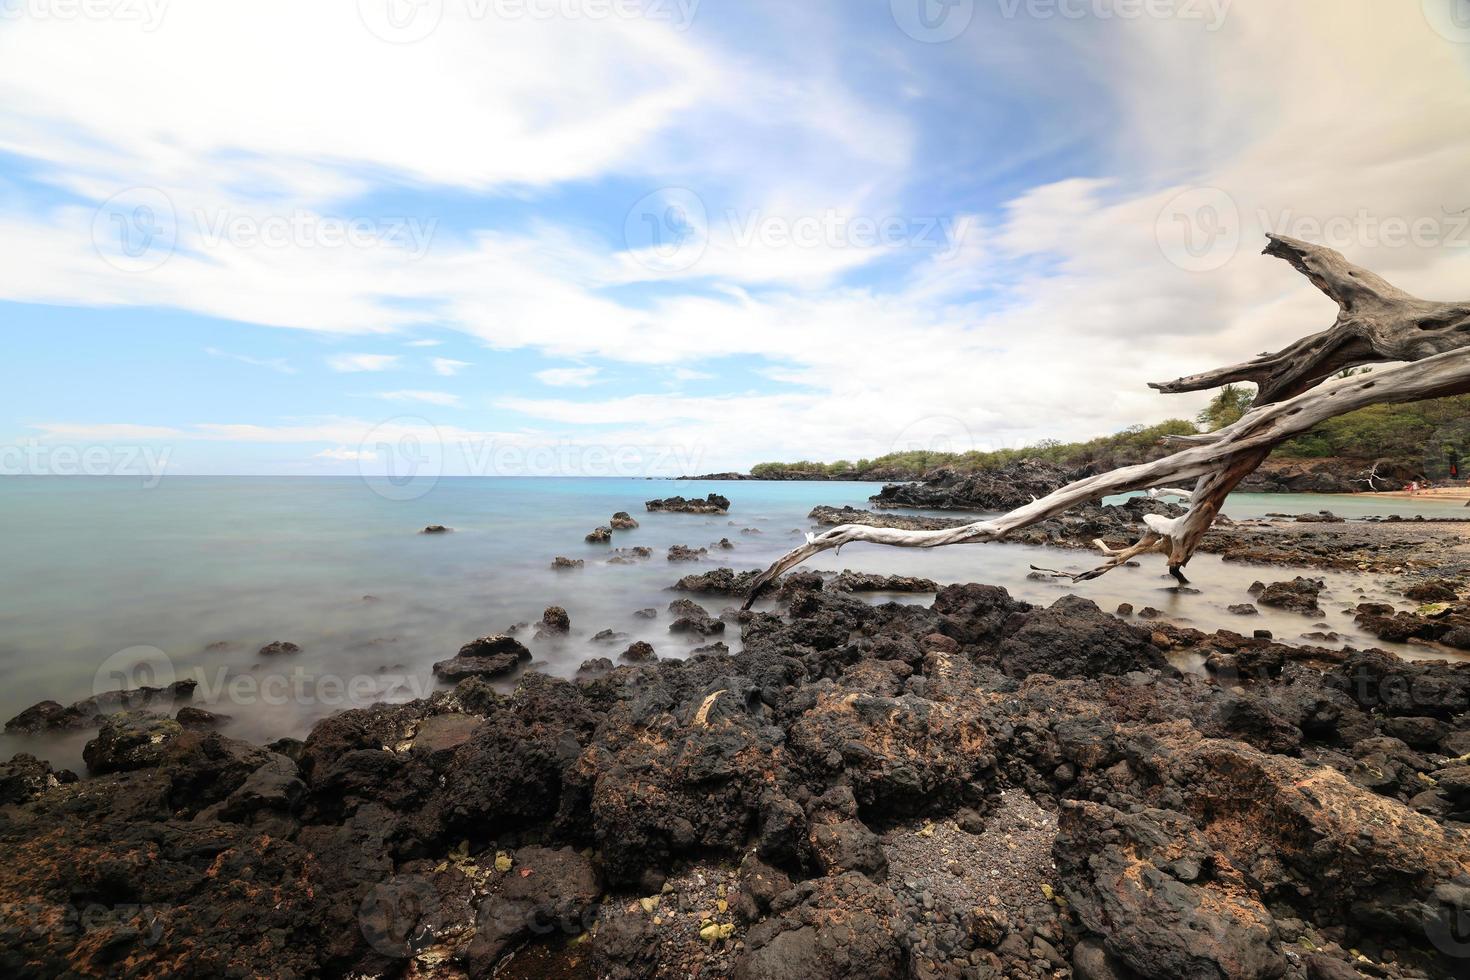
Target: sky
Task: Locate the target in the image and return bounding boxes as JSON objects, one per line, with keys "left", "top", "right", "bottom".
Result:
{"left": 3, "top": 0, "right": 1470, "bottom": 479}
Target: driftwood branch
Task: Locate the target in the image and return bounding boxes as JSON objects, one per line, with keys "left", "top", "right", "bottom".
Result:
{"left": 743, "top": 235, "right": 1470, "bottom": 607}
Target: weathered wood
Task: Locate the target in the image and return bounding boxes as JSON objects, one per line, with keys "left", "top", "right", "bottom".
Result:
{"left": 742, "top": 236, "right": 1470, "bottom": 606}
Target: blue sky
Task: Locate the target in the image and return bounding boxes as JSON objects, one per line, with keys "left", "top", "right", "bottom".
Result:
{"left": 3, "top": 1, "right": 1469, "bottom": 477}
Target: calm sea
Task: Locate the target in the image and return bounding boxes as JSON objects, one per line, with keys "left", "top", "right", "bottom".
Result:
{"left": 2, "top": 476, "right": 1465, "bottom": 770}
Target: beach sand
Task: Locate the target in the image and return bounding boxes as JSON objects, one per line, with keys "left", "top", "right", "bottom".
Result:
{"left": 1357, "top": 485, "right": 1470, "bottom": 502}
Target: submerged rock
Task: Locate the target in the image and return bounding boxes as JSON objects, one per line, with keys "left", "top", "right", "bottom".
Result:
{"left": 611, "top": 511, "right": 640, "bottom": 530}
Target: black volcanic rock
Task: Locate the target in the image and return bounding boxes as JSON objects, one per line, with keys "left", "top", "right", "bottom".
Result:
{"left": 646, "top": 493, "right": 730, "bottom": 514}
{"left": 872, "top": 459, "right": 1073, "bottom": 512}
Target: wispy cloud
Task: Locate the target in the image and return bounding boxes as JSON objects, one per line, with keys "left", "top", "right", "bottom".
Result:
{"left": 328, "top": 353, "right": 400, "bottom": 373}
{"left": 32, "top": 422, "right": 186, "bottom": 440}
{"left": 432, "top": 357, "right": 471, "bottom": 377}
{"left": 376, "top": 389, "right": 462, "bottom": 407}
{"left": 405, "top": 339, "right": 443, "bottom": 348}
{"left": 314, "top": 447, "right": 375, "bottom": 461}
{"left": 535, "top": 366, "right": 601, "bottom": 388}
{"left": 205, "top": 347, "right": 296, "bottom": 374}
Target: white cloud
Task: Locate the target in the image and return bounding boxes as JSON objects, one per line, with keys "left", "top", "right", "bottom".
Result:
{"left": 31, "top": 422, "right": 186, "bottom": 440}
{"left": 314, "top": 447, "right": 376, "bottom": 462}
{"left": 431, "top": 357, "right": 471, "bottom": 376}
{"left": 6, "top": 3, "right": 1470, "bottom": 474}
{"left": 377, "top": 390, "right": 462, "bottom": 407}
{"left": 534, "top": 366, "right": 601, "bottom": 388}
{"left": 205, "top": 346, "right": 296, "bottom": 374}
{"left": 328, "top": 353, "right": 400, "bottom": 373}
{"left": 406, "top": 339, "right": 443, "bottom": 347}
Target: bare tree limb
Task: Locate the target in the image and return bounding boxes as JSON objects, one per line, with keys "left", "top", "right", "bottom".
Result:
{"left": 743, "top": 237, "right": 1470, "bottom": 607}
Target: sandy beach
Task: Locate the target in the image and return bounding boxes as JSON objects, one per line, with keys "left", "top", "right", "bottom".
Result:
{"left": 1358, "top": 486, "right": 1470, "bottom": 502}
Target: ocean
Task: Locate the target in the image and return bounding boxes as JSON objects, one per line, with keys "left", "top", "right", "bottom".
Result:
{"left": 3, "top": 476, "right": 1466, "bottom": 771}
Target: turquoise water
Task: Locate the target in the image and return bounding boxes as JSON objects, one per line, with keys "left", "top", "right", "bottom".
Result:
{"left": 1, "top": 477, "right": 1463, "bottom": 770}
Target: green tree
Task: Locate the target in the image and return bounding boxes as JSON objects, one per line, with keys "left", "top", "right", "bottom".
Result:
{"left": 1197, "top": 384, "right": 1255, "bottom": 431}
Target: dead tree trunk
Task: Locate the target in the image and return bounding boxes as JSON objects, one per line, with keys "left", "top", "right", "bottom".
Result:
{"left": 743, "top": 235, "right": 1470, "bottom": 607}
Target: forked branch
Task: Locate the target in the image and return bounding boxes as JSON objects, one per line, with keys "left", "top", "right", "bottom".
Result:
{"left": 743, "top": 235, "right": 1470, "bottom": 607}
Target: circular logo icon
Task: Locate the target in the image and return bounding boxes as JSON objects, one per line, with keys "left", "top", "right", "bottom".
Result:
{"left": 91, "top": 187, "right": 177, "bottom": 273}
{"left": 93, "top": 646, "right": 176, "bottom": 700}
{"left": 357, "top": 0, "right": 444, "bottom": 44}
{"left": 623, "top": 187, "right": 709, "bottom": 274}
{"left": 1424, "top": 0, "right": 1470, "bottom": 43}
{"left": 359, "top": 874, "right": 439, "bottom": 957}
{"left": 889, "top": 415, "right": 978, "bottom": 457}
{"left": 891, "top": 0, "right": 975, "bottom": 43}
{"left": 357, "top": 416, "right": 445, "bottom": 501}
{"left": 1155, "top": 187, "right": 1241, "bottom": 273}
{"left": 1425, "top": 882, "right": 1470, "bottom": 958}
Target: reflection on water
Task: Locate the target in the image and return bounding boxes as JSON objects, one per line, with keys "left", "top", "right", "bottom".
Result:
{"left": 0, "top": 476, "right": 1462, "bottom": 771}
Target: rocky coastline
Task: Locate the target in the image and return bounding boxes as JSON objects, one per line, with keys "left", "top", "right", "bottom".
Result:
{"left": 5, "top": 492, "right": 1470, "bottom": 978}
{"left": 3, "top": 531, "right": 1470, "bottom": 978}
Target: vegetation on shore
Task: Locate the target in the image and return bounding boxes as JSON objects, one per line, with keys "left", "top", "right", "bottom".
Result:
{"left": 746, "top": 391, "right": 1470, "bottom": 482}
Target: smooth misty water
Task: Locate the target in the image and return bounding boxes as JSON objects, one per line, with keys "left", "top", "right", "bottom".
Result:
{"left": 2, "top": 477, "right": 1467, "bottom": 771}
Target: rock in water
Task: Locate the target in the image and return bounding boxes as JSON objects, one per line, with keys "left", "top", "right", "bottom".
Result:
{"left": 872, "top": 459, "right": 1072, "bottom": 512}
{"left": 646, "top": 494, "right": 731, "bottom": 514}
{"left": 1256, "top": 577, "right": 1326, "bottom": 614}
{"left": 432, "top": 635, "right": 532, "bottom": 680}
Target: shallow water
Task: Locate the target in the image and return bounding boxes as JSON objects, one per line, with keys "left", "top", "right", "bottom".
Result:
{"left": 0, "top": 476, "right": 1462, "bottom": 771}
